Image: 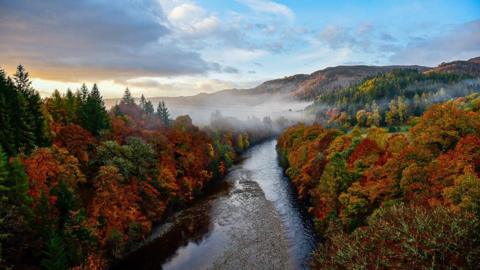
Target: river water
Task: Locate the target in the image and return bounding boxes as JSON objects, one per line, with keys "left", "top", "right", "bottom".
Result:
{"left": 113, "top": 140, "right": 316, "bottom": 270}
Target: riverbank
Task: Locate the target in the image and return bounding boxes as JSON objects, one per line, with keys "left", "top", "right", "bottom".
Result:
{"left": 112, "top": 140, "right": 316, "bottom": 270}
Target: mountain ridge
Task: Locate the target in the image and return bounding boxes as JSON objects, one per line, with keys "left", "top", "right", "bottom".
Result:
{"left": 106, "top": 57, "right": 480, "bottom": 105}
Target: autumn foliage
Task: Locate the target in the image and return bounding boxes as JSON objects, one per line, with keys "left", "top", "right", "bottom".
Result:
{"left": 277, "top": 93, "right": 480, "bottom": 268}
{"left": 0, "top": 68, "right": 257, "bottom": 270}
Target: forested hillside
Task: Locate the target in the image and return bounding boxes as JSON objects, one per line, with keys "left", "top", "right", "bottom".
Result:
{"left": 277, "top": 93, "right": 480, "bottom": 268}
{"left": 0, "top": 66, "right": 273, "bottom": 269}
{"left": 311, "top": 68, "right": 479, "bottom": 129}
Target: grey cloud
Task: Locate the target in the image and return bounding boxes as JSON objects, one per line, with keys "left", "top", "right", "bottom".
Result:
{"left": 0, "top": 0, "right": 218, "bottom": 81}
{"left": 380, "top": 32, "right": 396, "bottom": 42}
{"left": 390, "top": 20, "right": 480, "bottom": 65}
{"left": 223, "top": 66, "right": 240, "bottom": 74}
{"left": 114, "top": 79, "right": 174, "bottom": 89}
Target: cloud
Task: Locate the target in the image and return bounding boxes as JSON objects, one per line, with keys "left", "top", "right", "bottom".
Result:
{"left": 222, "top": 66, "right": 240, "bottom": 74}
{"left": 0, "top": 0, "right": 222, "bottom": 81}
{"left": 114, "top": 77, "right": 241, "bottom": 96}
{"left": 390, "top": 20, "right": 480, "bottom": 66}
{"left": 238, "top": 0, "right": 294, "bottom": 21}
{"left": 167, "top": 3, "right": 221, "bottom": 37}
{"left": 317, "top": 23, "right": 377, "bottom": 51}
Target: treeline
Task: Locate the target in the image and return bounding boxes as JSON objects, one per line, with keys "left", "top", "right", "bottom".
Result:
{"left": 0, "top": 66, "right": 257, "bottom": 269}
{"left": 311, "top": 69, "right": 479, "bottom": 129}
{"left": 277, "top": 93, "right": 480, "bottom": 268}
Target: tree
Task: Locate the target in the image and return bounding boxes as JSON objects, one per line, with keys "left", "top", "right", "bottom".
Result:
{"left": 139, "top": 94, "right": 146, "bottom": 110}
{"left": 371, "top": 101, "right": 381, "bottom": 127}
{"left": 0, "top": 147, "right": 9, "bottom": 263}
{"left": 8, "top": 157, "right": 33, "bottom": 212}
{"left": 144, "top": 101, "right": 154, "bottom": 115}
{"left": 0, "top": 147, "right": 9, "bottom": 203}
{"left": 78, "top": 84, "right": 110, "bottom": 135}
{"left": 79, "top": 84, "right": 89, "bottom": 104}
{"left": 14, "top": 65, "right": 50, "bottom": 147}
{"left": 157, "top": 100, "right": 170, "bottom": 127}
{"left": 54, "top": 124, "right": 95, "bottom": 164}
{"left": 95, "top": 138, "right": 156, "bottom": 180}
{"left": 121, "top": 88, "right": 135, "bottom": 106}
{"left": 397, "top": 96, "right": 407, "bottom": 124}
{"left": 385, "top": 99, "right": 398, "bottom": 126}
{"left": 355, "top": 110, "right": 367, "bottom": 127}
{"left": 41, "top": 233, "right": 68, "bottom": 270}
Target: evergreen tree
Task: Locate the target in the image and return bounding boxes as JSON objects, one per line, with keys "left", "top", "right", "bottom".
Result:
{"left": 0, "top": 147, "right": 8, "bottom": 268}
{"left": 0, "top": 147, "right": 9, "bottom": 203}
{"left": 79, "top": 84, "right": 89, "bottom": 104}
{"left": 41, "top": 233, "right": 68, "bottom": 270}
{"left": 14, "top": 65, "right": 50, "bottom": 149}
{"left": 139, "top": 94, "right": 146, "bottom": 110}
{"left": 64, "top": 89, "right": 78, "bottom": 124}
{"left": 8, "top": 157, "right": 33, "bottom": 221}
{"left": 78, "top": 84, "right": 110, "bottom": 135}
{"left": 144, "top": 100, "right": 154, "bottom": 115}
{"left": 0, "top": 70, "right": 16, "bottom": 155}
{"left": 121, "top": 88, "right": 135, "bottom": 105}
{"left": 54, "top": 181, "right": 75, "bottom": 229}
{"left": 157, "top": 100, "right": 170, "bottom": 127}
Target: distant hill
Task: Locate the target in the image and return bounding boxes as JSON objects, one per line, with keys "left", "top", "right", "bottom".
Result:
{"left": 425, "top": 57, "right": 480, "bottom": 77}
{"left": 106, "top": 56, "right": 480, "bottom": 108}
{"left": 289, "top": 65, "right": 428, "bottom": 100}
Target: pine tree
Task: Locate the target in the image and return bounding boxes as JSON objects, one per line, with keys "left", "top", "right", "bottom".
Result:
{"left": 54, "top": 180, "right": 75, "bottom": 229}
{"left": 0, "top": 70, "right": 16, "bottom": 155}
{"left": 0, "top": 147, "right": 8, "bottom": 268}
{"left": 144, "top": 100, "right": 154, "bottom": 115}
{"left": 78, "top": 84, "right": 110, "bottom": 135}
{"left": 14, "top": 65, "right": 50, "bottom": 149}
{"left": 0, "top": 147, "right": 9, "bottom": 203}
{"left": 157, "top": 100, "right": 170, "bottom": 127}
{"left": 41, "top": 233, "right": 68, "bottom": 270}
{"left": 139, "top": 94, "right": 146, "bottom": 110}
{"left": 121, "top": 88, "right": 135, "bottom": 106}
{"left": 64, "top": 89, "right": 78, "bottom": 124}
{"left": 79, "top": 83, "right": 89, "bottom": 104}
{"left": 8, "top": 157, "right": 33, "bottom": 220}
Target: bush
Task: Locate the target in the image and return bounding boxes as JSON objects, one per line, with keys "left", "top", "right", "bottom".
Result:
{"left": 313, "top": 205, "right": 480, "bottom": 269}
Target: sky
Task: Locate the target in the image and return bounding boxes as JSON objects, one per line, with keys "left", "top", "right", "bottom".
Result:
{"left": 0, "top": 0, "right": 479, "bottom": 98}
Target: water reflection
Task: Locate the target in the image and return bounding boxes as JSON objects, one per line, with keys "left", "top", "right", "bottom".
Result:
{"left": 112, "top": 181, "right": 232, "bottom": 270}
{"left": 112, "top": 140, "right": 316, "bottom": 270}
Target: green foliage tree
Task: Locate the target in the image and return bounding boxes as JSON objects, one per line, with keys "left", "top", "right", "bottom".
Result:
{"left": 157, "top": 100, "right": 170, "bottom": 127}
{"left": 78, "top": 84, "right": 110, "bottom": 135}
{"left": 0, "top": 147, "right": 10, "bottom": 263}
{"left": 96, "top": 138, "right": 156, "bottom": 180}
{"left": 14, "top": 65, "right": 50, "bottom": 147}
{"left": 144, "top": 100, "right": 154, "bottom": 115}
{"left": 41, "top": 233, "right": 68, "bottom": 270}
{"left": 371, "top": 101, "right": 381, "bottom": 127}
{"left": 397, "top": 96, "right": 407, "bottom": 124}
{"left": 121, "top": 88, "right": 135, "bottom": 106}
{"left": 139, "top": 94, "right": 146, "bottom": 110}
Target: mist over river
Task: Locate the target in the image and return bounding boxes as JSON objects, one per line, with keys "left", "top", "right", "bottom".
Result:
{"left": 112, "top": 140, "right": 316, "bottom": 270}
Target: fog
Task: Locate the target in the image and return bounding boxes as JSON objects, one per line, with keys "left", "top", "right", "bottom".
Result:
{"left": 308, "top": 78, "right": 480, "bottom": 117}
{"left": 106, "top": 91, "right": 315, "bottom": 129}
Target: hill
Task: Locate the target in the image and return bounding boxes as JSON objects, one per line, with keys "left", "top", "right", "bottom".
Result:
{"left": 425, "top": 57, "right": 480, "bottom": 77}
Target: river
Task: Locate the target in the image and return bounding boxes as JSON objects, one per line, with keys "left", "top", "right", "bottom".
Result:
{"left": 112, "top": 140, "right": 316, "bottom": 270}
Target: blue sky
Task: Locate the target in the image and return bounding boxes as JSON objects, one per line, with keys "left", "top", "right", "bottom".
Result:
{"left": 0, "top": 0, "right": 479, "bottom": 97}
